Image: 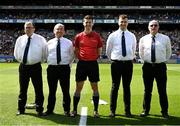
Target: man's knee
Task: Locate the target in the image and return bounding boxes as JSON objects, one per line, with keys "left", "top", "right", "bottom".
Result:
{"left": 91, "top": 82, "right": 98, "bottom": 91}
{"left": 75, "top": 81, "right": 84, "bottom": 94}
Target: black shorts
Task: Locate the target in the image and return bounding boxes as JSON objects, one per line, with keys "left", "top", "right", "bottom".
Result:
{"left": 76, "top": 60, "right": 100, "bottom": 82}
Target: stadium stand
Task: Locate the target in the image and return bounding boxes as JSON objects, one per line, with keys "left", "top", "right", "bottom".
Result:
{"left": 0, "top": 0, "right": 180, "bottom": 5}
{"left": 0, "top": 4, "right": 180, "bottom": 62}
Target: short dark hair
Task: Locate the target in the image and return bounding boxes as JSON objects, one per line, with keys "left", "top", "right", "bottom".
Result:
{"left": 83, "top": 15, "right": 93, "bottom": 20}
{"left": 119, "top": 14, "right": 128, "bottom": 19}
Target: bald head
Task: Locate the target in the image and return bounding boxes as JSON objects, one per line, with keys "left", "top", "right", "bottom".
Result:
{"left": 148, "top": 20, "right": 159, "bottom": 27}
{"left": 148, "top": 20, "right": 159, "bottom": 35}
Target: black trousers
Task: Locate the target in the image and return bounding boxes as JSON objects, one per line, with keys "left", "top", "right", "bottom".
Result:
{"left": 142, "top": 62, "right": 168, "bottom": 114}
{"left": 110, "top": 60, "right": 133, "bottom": 113}
{"left": 47, "top": 65, "right": 71, "bottom": 113}
{"left": 18, "top": 62, "right": 44, "bottom": 113}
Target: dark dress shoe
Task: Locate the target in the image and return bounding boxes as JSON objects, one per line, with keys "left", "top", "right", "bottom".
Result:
{"left": 109, "top": 112, "right": 115, "bottom": 118}
{"left": 162, "top": 113, "right": 169, "bottom": 119}
{"left": 140, "top": 111, "right": 149, "bottom": 117}
{"left": 70, "top": 111, "right": 77, "bottom": 117}
{"left": 37, "top": 112, "right": 46, "bottom": 116}
{"left": 64, "top": 111, "right": 70, "bottom": 116}
{"left": 44, "top": 111, "right": 54, "bottom": 116}
{"left": 93, "top": 111, "right": 100, "bottom": 118}
{"left": 125, "top": 112, "right": 132, "bottom": 118}
{"left": 16, "top": 111, "right": 25, "bottom": 115}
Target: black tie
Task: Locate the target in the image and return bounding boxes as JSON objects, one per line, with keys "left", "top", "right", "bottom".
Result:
{"left": 56, "top": 39, "right": 61, "bottom": 64}
{"left": 122, "top": 31, "right": 126, "bottom": 57}
{"left": 151, "top": 36, "right": 156, "bottom": 62}
{"left": 22, "top": 37, "right": 31, "bottom": 64}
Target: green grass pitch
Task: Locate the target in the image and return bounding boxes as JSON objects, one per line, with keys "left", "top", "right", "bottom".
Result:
{"left": 0, "top": 63, "right": 180, "bottom": 125}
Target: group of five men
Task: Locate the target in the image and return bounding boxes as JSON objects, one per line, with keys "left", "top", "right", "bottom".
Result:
{"left": 14, "top": 14, "right": 171, "bottom": 119}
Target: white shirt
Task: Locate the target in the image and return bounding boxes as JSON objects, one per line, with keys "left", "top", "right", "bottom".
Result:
{"left": 139, "top": 33, "right": 172, "bottom": 63}
{"left": 14, "top": 33, "right": 47, "bottom": 65}
{"left": 47, "top": 37, "right": 74, "bottom": 65}
{"left": 106, "top": 29, "right": 137, "bottom": 61}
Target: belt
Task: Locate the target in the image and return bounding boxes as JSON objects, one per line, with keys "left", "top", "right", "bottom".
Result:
{"left": 49, "top": 64, "right": 69, "bottom": 67}
{"left": 79, "top": 60, "right": 97, "bottom": 63}
{"left": 111, "top": 60, "right": 132, "bottom": 63}
{"left": 144, "top": 62, "right": 165, "bottom": 66}
{"left": 20, "top": 62, "right": 41, "bottom": 69}
{"left": 20, "top": 62, "right": 40, "bottom": 66}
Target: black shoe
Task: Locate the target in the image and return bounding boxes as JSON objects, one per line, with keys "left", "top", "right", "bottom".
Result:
{"left": 140, "top": 111, "right": 149, "bottom": 117}
{"left": 125, "top": 112, "right": 132, "bottom": 118}
{"left": 64, "top": 111, "right": 70, "bottom": 116}
{"left": 44, "top": 111, "right": 54, "bottom": 116}
{"left": 16, "top": 110, "right": 25, "bottom": 115}
{"left": 70, "top": 111, "right": 77, "bottom": 117}
{"left": 109, "top": 112, "right": 115, "bottom": 118}
{"left": 37, "top": 112, "right": 47, "bottom": 116}
{"left": 162, "top": 113, "right": 169, "bottom": 119}
{"left": 93, "top": 111, "right": 99, "bottom": 118}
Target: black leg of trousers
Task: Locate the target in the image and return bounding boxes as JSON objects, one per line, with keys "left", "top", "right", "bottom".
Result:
{"left": 47, "top": 66, "right": 58, "bottom": 113}
{"left": 30, "top": 65, "right": 44, "bottom": 113}
{"left": 59, "top": 66, "right": 71, "bottom": 112}
{"left": 155, "top": 63, "right": 168, "bottom": 114}
{"left": 18, "top": 64, "right": 30, "bottom": 112}
{"left": 110, "top": 62, "right": 121, "bottom": 113}
{"left": 142, "top": 64, "right": 154, "bottom": 113}
{"left": 122, "top": 62, "right": 133, "bottom": 113}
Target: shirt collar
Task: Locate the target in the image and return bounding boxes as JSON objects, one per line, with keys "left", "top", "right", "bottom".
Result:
{"left": 118, "top": 29, "right": 128, "bottom": 34}
{"left": 150, "top": 33, "right": 159, "bottom": 38}
{"left": 25, "top": 33, "right": 34, "bottom": 39}
{"left": 56, "top": 37, "right": 63, "bottom": 41}
{"left": 82, "top": 31, "right": 93, "bottom": 36}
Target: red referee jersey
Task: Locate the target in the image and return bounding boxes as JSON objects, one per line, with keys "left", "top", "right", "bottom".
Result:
{"left": 74, "top": 31, "right": 103, "bottom": 61}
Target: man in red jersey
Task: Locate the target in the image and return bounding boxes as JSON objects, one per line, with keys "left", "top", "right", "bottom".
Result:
{"left": 71, "top": 15, "right": 103, "bottom": 118}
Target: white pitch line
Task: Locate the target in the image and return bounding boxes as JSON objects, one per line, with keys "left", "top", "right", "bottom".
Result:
{"left": 79, "top": 107, "right": 88, "bottom": 126}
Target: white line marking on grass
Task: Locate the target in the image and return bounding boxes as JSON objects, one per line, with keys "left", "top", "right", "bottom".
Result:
{"left": 79, "top": 107, "right": 88, "bottom": 126}
{"left": 91, "top": 99, "right": 108, "bottom": 105}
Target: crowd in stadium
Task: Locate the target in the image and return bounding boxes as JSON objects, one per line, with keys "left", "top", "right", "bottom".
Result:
{"left": 1, "top": 0, "right": 178, "bottom": 5}
{"left": 0, "top": 28, "right": 180, "bottom": 59}
{"left": 1, "top": 3, "right": 180, "bottom": 60}
{"left": 1, "top": 12, "right": 180, "bottom": 20}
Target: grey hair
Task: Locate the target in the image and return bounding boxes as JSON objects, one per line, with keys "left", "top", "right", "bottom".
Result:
{"left": 54, "top": 23, "right": 64, "bottom": 30}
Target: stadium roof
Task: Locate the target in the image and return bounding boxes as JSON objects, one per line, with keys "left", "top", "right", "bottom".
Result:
{"left": 0, "top": 0, "right": 179, "bottom": 5}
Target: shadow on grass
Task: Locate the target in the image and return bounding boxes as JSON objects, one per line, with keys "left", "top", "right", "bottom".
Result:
{"left": 87, "top": 114, "right": 180, "bottom": 125}
{"left": 25, "top": 112, "right": 80, "bottom": 125}
{"left": 25, "top": 113, "right": 180, "bottom": 125}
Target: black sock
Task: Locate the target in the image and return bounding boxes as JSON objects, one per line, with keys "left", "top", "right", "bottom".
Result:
{"left": 93, "top": 96, "right": 99, "bottom": 111}
{"left": 73, "top": 96, "right": 80, "bottom": 111}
